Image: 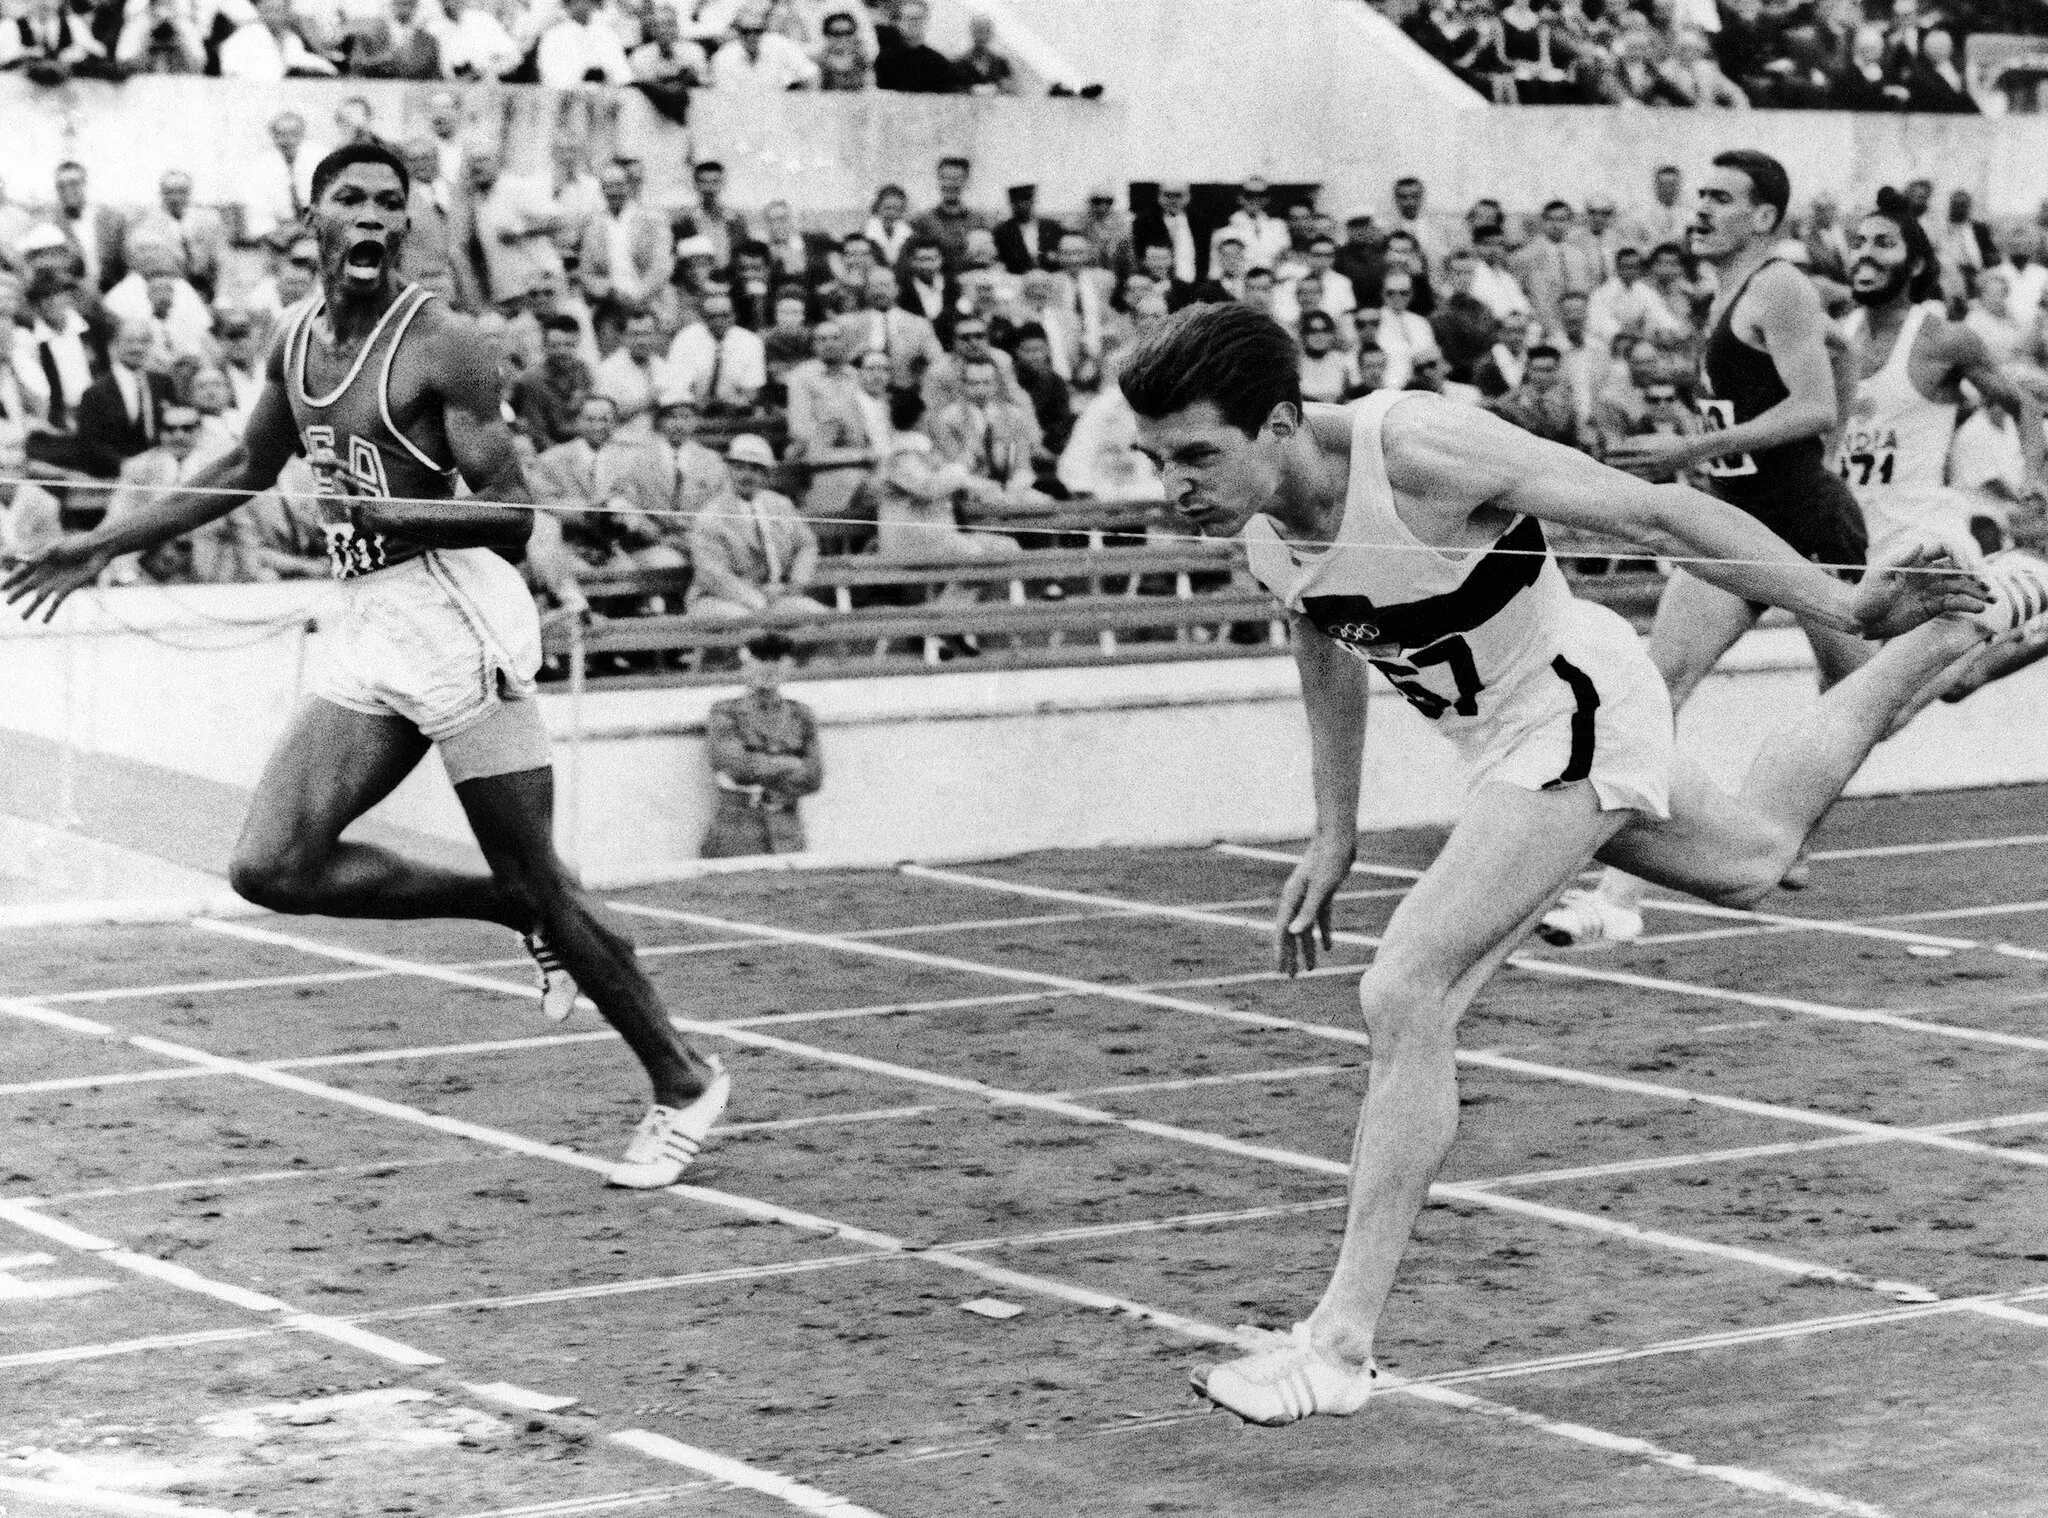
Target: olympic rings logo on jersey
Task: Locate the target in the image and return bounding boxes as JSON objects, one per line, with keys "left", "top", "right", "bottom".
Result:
{"left": 1328, "top": 621, "right": 1383, "bottom": 644}
{"left": 302, "top": 424, "right": 393, "bottom": 500}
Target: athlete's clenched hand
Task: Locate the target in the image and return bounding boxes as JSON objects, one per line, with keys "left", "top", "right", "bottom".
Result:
{"left": 1276, "top": 832, "right": 1354, "bottom": 978}
{"left": 2, "top": 536, "right": 113, "bottom": 623}
{"left": 1850, "top": 539, "right": 1991, "bottom": 640}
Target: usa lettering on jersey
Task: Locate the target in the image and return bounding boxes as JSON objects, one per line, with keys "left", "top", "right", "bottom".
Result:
{"left": 303, "top": 423, "right": 399, "bottom": 579}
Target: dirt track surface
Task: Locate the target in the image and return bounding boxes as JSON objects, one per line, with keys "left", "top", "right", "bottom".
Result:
{"left": 4, "top": 785, "right": 2048, "bottom": 1516}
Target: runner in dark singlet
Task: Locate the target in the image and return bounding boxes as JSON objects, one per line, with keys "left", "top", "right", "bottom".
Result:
{"left": 5, "top": 143, "right": 729, "bottom": 1187}
{"left": 1543, "top": 150, "right": 1873, "bottom": 947}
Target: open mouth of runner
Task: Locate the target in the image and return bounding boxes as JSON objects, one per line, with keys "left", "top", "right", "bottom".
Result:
{"left": 1850, "top": 260, "right": 1893, "bottom": 293}
{"left": 342, "top": 237, "right": 389, "bottom": 286}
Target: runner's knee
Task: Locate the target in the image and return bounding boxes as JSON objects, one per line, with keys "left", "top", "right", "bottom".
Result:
{"left": 228, "top": 843, "right": 332, "bottom": 915}
{"left": 1357, "top": 957, "right": 1460, "bottom": 1048}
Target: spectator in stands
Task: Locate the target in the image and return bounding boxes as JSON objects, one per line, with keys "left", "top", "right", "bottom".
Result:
{"left": 1834, "top": 23, "right": 1910, "bottom": 109}
{"left": 897, "top": 237, "right": 958, "bottom": 343}
{"left": 683, "top": 160, "right": 748, "bottom": 268}
{"left": 1800, "top": 193, "right": 1851, "bottom": 284}
{"left": 351, "top": 0, "right": 443, "bottom": 78}
{"left": 134, "top": 270, "right": 215, "bottom": 373}
{"left": 929, "top": 354, "right": 1048, "bottom": 509}
{"left": 1297, "top": 311, "right": 1357, "bottom": 404}
{"left": 784, "top": 317, "right": 878, "bottom": 543}
{"left": 1511, "top": 200, "right": 1595, "bottom": 336}
{"left": 213, "top": 309, "right": 265, "bottom": 427}
{"left": 1474, "top": 309, "right": 1537, "bottom": 399}
{"left": 1626, "top": 165, "right": 1687, "bottom": 255}
{"left": 658, "top": 397, "right": 730, "bottom": 518}
{"left": 1136, "top": 242, "right": 1209, "bottom": 314}
{"left": 71, "top": 320, "right": 175, "bottom": 481}
{"left": 1355, "top": 345, "right": 1389, "bottom": 395}
{"left": 1660, "top": 25, "right": 1748, "bottom": 106}
{"left": 1051, "top": 231, "right": 1111, "bottom": 387}
{"left": 851, "top": 266, "right": 942, "bottom": 395}
{"left": 1935, "top": 190, "right": 1995, "bottom": 300}
{"left": 912, "top": 157, "right": 990, "bottom": 270}
{"left": 1431, "top": 249, "right": 1498, "bottom": 384}
{"left": 101, "top": 403, "right": 219, "bottom": 584}
{"left": 1967, "top": 269, "right": 2029, "bottom": 367}
{"left": 594, "top": 309, "right": 674, "bottom": 433}
{"left": 538, "top": 0, "right": 633, "bottom": 84}
{"left": 1643, "top": 241, "right": 1701, "bottom": 340}
{"left": 47, "top": 161, "right": 126, "bottom": 294}
{"left": 712, "top": 1, "right": 822, "bottom": 88}
{"left": 1909, "top": 28, "right": 1974, "bottom": 111}
{"left": 220, "top": 0, "right": 337, "bottom": 78}
{"left": 184, "top": 367, "right": 240, "bottom": 462}
{"left": 443, "top": 0, "right": 523, "bottom": 79}
{"left": 857, "top": 184, "right": 912, "bottom": 269}
{"left": 762, "top": 199, "right": 831, "bottom": 290}
{"left": 1380, "top": 229, "right": 1436, "bottom": 315}
{"left": 1078, "top": 186, "right": 1132, "bottom": 276}
{"left": 1009, "top": 322, "right": 1074, "bottom": 462}
{"left": 515, "top": 314, "right": 594, "bottom": 450}
{"left": 579, "top": 161, "right": 672, "bottom": 320}
{"left": 1387, "top": 175, "right": 1449, "bottom": 279}
{"left": 1592, "top": 337, "right": 1667, "bottom": 453}
{"left": 686, "top": 434, "right": 821, "bottom": 623}
{"left": 1373, "top": 268, "right": 1439, "bottom": 390}
{"left": 1211, "top": 176, "right": 1289, "bottom": 272}
{"left": 1210, "top": 237, "right": 1249, "bottom": 301}
{"left": 1467, "top": 225, "right": 1533, "bottom": 323}
{"left": 631, "top": 3, "right": 706, "bottom": 121}
{"left": 531, "top": 394, "right": 681, "bottom": 569}
{"left": 1058, "top": 333, "right": 1164, "bottom": 501}
{"left": 116, "top": 0, "right": 206, "bottom": 74}
{"left": 1550, "top": 288, "right": 1598, "bottom": 421}
{"left": 244, "top": 235, "right": 320, "bottom": 327}
{"left": 1586, "top": 245, "right": 1662, "bottom": 349}
{"left": 701, "top": 634, "right": 822, "bottom": 859}
{"left": 1134, "top": 181, "right": 1204, "bottom": 286}
{"left": 922, "top": 313, "right": 1023, "bottom": 412}
{"left": 1485, "top": 342, "right": 1583, "bottom": 448}
{"left": 243, "top": 112, "right": 313, "bottom": 249}
{"left": 470, "top": 150, "right": 569, "bottom": 307}
{"left": 994, "top": 184, "right": 1062, "bottom": 276}
{"left": 106, "top": 242, "right": 209, "bottom": 362}
{"left": 129, "top": 171, "right": 226, "bottom": 304}
{"left": 816, "top": 9, "right": 872, "bottom": 89}
{"left": 668, "top": 290, "right": 766, "bottom": 416}
{"left": 875, "top": 0, "right": 957, "bottom": 91}
{"left": 952, "top": 12, "right": 1016, "bottom": 94}
{"left": 1, "top": 0, "right": 111, "bottom": 83}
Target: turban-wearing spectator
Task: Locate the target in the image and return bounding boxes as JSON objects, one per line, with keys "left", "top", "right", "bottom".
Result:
{"left": 531, "top": 394, "right": 684, "bottom": 570}
{"left": 701, "top": 635, "right": 823, "bottom": 859}
{"left": 538, "top": 0, "right": 633, "bottom": 85}
{"left": 219, "top": 0, "right": 339, "bottom": 79}
{"left": 685, "top": 434, "right": 822, "bottom": 623}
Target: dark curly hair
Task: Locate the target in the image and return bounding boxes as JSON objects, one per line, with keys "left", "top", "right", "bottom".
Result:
{"left": 1118, "top": 302, "right": 1303, "bottom": 439}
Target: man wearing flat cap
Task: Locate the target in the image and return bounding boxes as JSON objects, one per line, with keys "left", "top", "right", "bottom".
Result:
{"left": 994, "top": 183, "right": 1064, "bottom": 277}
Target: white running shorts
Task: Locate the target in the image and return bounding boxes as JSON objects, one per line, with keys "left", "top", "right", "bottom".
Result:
{"left": 1458, "top": 598, "right": 1674, "bottom": 820}
{"left": 314, "top": 547, "right": 542, "bottom": 744}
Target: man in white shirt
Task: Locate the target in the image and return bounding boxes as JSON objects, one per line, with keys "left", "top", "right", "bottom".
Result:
{"left": 579, "top": 162, "right": 672, "bottom": 313}
{"left": 1209, "top": 176, "right": 1290, "bottom": 272}
{"left": 469, "top": 151, "right": 568, "bottom": 305}
{"left": 1625, "top": 164, "right": 1688, "bottom": 257}
{"left": 243, "top": 111, "right": 318, "bottom": 245}
{"left": 1277, "top": 235, "right": 1356, "bottom": 329}
{"left": 1468, "top": 225, "right": 1533, "bottom": 323}
{"left": 104, "top": 241, "right": 213, "bottom": 357}
{"left": 1585, "top": 245, "right": 1686, "bottom": 351}
{"left": 711, "top": 4, "right": 819, "bottom": 87}
{"left": 425, "top": 91, "right": 470, "bottom": 187}
{"left": 537, "top": 0, "right": 632, "bottom": 85}
{"left": 667, "top": 291, "right": 767, "bottom": 415}
{"left": 1576, "top": 193, "right": 1626, "bottom": 285}
{"left": 1387, "top": 175, "right": 1451, "bottom": 279}
{"left": 219, "top": 0, "right": 338, "bottom": 78}
{"left": 438, "top": 0, "right": 521, "bottom": 77}
{"left": 594, "top": 311, "right": 675, "bottom": 435}
{"left": 1368, "top": 269, "right": 1438, "bottom": 391}
{"left": 127, "top": 170, "right": 228, "bottom": 301}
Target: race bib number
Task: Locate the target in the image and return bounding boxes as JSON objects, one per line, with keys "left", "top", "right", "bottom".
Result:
{"left": 324, "top": 521, "right": 393, "bottom": 579}
{"left": 1837, "top": 427, "right": 1898, "bottom": 488}
{"left": 1695, "top": 398, "right": 1757, "bottom": 479}
{"left": 1361, "top": 635, "right": 1486, "bottom": 722}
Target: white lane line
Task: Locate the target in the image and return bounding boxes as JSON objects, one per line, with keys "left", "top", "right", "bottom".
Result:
{"left": 442, "top": 1487, "right": 712, "bottom": 1518}
{"left": 24, "top": 1157, "right": 469, "bottom": 1206}
{"left": 0, "top": 1198, "right": 442, "bottom": 1366}
{"left": 0, "top": 982, "right": 1938, "bottom": 1514}
{"left": 1131, "top": 855, "right": 2048, "bottom": 1055}
{"left": 305, "top": 905, "right": 1977, "bottom": 1310}
{"left": 893, "top": 867, "right": 2048, "bottom": 1172}
{"left": 0, "top": 1474, "right": 254, "bottom": 1517}
{"left": 0, "top": 1067, "right": 211, "bottom": 1097}
{"left": 1808, "top": 832, "right": 2048, "bottom": 861}
{"left": 607, "top": 1429, "right": 888, "bottom": 1517}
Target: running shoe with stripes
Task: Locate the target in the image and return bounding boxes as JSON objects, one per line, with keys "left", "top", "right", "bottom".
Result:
{"left": 523, "top": 930, "right": 579, "bottom": 1023}
{"left": 1535, "top": 887, "right": 1644, "bottom": 948}
{"left": 1970, "top": 550, "right": 2048, "bottom": 640}
{"left": 1192, "top": 1324, "right": 1378, "bottom": 1427}
{"left": 607, "top": 1059, "right": 732, "bottom": 1189}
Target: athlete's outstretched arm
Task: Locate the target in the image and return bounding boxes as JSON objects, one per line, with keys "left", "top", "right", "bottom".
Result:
{"left": 1276, "top": 613, "right": 1368, "bottom": 975}
{"left": 1386, "top": 398, "right": 1988, "bottom": 639}
{"left": 359, "top": 314, "right": 531, "bottom": 552}
{"left": 1610, "top": 262, "right": 1839, "bottom": 476}
{"left": 2, "top": 361, "right": 302, "bottom": 622}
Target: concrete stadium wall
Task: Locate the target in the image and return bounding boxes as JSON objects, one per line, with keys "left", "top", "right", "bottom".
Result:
{"left": 4, "top": 584, "right": 2047, "bottom": 891}
{"left": 8, "top": 4, "right": 2046, "bottom": 233}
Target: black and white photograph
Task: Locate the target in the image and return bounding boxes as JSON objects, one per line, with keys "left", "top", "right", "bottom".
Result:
{"left": 3, "top": 0, "right": 2048, "bottom": 1511}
